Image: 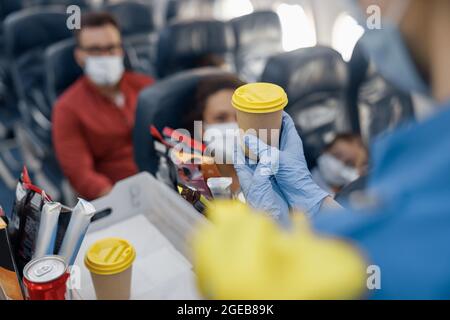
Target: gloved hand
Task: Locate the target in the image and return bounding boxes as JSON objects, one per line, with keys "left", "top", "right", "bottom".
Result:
{"left": 242, "top": 112, "right": 329, "bottom": 216}
{"left": 234, "top": 138, "right": 291, "bottom": 227}
{"left": 193, "top": 200, "right": 367, "bottom": 300}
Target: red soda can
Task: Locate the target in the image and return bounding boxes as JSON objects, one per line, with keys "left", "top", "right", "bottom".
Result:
{"left": 23, "top": 255, "right": 69, "bottom": 300}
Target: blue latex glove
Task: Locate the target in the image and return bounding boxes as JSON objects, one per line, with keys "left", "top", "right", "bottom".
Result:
{"left": 243, "top": 112, "right": 329, "bottom": 217}
{"left": 233, "top": 138, "right": 291, "bottom": 227}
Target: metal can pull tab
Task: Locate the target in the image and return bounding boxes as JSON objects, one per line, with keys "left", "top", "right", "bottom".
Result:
{"left": 34, "top": 263, "right": 54, "bottom": 278}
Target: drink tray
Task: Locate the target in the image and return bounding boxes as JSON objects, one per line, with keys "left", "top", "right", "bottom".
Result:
{"left": 72, "top": 172, "right": 205, "bottom": 300}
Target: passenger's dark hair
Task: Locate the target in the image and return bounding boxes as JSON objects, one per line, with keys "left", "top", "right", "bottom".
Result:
{"left": 75, "top": 12, "right": 120, "bottom": 45}
{"left": 193, "top": 54, "right": 226, "bottom": 68}
{"left": 325, "top": 133, "right": 367, "bottom": 151}
{"left": 183, "top": 74, "right": 246, "bottom": 134}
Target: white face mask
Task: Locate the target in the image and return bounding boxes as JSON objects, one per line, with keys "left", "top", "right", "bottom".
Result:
{"left": 204, "top": 122, "right": 239, "bottom": 165}
{"left": 85, "top": 55, "right": 124, "bottom": 86}
{"left": 317, "top": 153, "right": 360, "bottom": 188}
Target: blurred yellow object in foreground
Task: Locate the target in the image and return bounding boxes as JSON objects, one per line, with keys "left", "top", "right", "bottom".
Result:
{"left": 192, "top": 200, "right": 367, "bottom": 300}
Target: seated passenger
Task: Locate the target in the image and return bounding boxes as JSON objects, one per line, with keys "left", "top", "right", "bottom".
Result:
{"left": 183, "top": 74, "right": 246, "bottom": 194}
{"left": 312, "top": 133, "right": 368, "bottom": 195}
{"left": 184, "top": 74, "right": 244, "bottom": 131}
{"left": 52, "top": 12, "right": 155, "bottom": 200}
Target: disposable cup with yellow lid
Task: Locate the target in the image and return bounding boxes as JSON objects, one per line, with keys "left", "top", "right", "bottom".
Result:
{"left": 84, "top": 237, "right": 136, "bottom": 300}
{"left": 232, "top": 83, "right": 288, "bottom": 160}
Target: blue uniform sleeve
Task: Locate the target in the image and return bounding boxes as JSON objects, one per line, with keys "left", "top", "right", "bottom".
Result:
{"left": 311, "top": 103, "right": 450, "bottom": 299}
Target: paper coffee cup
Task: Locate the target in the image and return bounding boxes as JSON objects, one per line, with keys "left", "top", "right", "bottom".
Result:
{"left": 84, "top": 237, "right": 136, "bottom": 300}
{"left": 231, "top": 83, "right": 288, "bottom": 160}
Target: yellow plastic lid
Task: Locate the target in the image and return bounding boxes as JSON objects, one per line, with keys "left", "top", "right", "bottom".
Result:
{"left": 232, "top": 83, "right": 288, "bottom": 114}
{"left": 84, "top": 238, "right": 136, "bottom": 275}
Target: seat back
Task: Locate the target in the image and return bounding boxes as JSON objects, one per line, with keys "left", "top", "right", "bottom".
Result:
{"left": 123, "top": 33, "right": 158, "bottom": 78}
{"left": 4, "top": 7, "right": 73, "bottom": 150}
{"left": 165, "top": 0, "right": 179, "bottom": 23}
{"left": 104, "top": 1, "right": 154, "bottom": 37}
{"left": 0, "top": 0, "right": 22, "bottom": 57}
{"left": 4, "top": 6, "right": 71, "bottom": 65}
{"left": 44, "top": 38, "right": 82, "bottom": 104}
{"left": 357, "top": 67, "right": 416, "bottom": 143}
{"left": 230, "top": 11, "right": 282, "bottom": 82}
{"left": 156, "top": 20, "right": 235, "bottom": 78}
{"left": 21, "top": 0, "right": 88, "bottom": 7}
{"left": 133, "top": 68, "right": 233, "bottom": 174}
{"left": 262, "top": 46, "right": 351, "bottom": 167}
{"left": 348, "top": 41, "right": 415, "bottom": 144}
{"left": 0, "top": 0, "right": 22, "bottom": 20}
{"left": 4, "top": 7, "right": 72, "bottom": 102}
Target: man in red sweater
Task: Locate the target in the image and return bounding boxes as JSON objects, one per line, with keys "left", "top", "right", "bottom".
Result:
{"left": 52, "top": 12, "right": 154, "bottom": 200}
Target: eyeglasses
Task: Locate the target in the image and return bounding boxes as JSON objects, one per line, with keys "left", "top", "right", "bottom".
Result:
{"left": 78, "top": 44, "right": 123, "bottom": 55}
